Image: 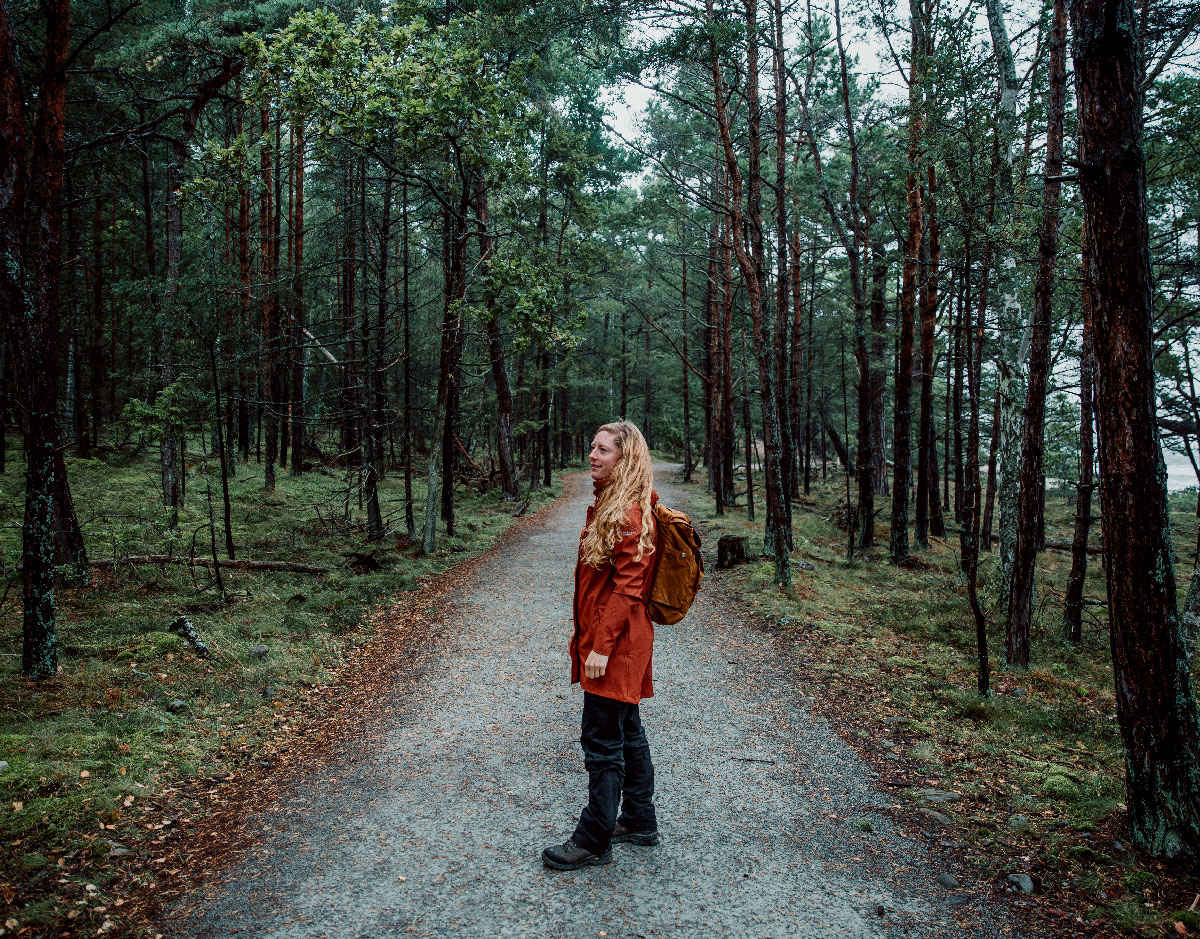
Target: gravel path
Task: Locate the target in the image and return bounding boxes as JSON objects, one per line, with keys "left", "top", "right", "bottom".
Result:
{"left": 170, "top": 467, "right": 1029, "bottom": 939}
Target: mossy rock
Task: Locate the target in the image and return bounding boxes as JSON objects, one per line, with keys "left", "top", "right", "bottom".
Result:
{"left": 1170, "top": 910, "right": 1200, "bottom": 931}
{"left": 1042, "top": 773, "right": 1080, "bottom": 799}
{"left": 1121, "top": 870, "right": 1158, "bottom": 892}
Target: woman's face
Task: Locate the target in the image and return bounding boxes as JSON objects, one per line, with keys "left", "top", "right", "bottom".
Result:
{"left": 589, "top": 430, "right": 621, "bottom": 482}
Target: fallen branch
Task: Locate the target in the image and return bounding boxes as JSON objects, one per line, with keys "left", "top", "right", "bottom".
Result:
{"left": 454, "top": 434, "right": 486, "bottom": 478}
{"left": 169, "top": 616, "right": 211, "bottom": 658}
{"left": 951, "top": 530, "right": 1104, "bottom": 556}
{"left": 93, "top": 556, "right": 327, "bottom": 575}
{"left": 1042, "top": 539, "right": 1102, "bottom": 556}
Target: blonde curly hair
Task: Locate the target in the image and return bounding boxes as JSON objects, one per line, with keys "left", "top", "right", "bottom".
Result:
{"left": 581, "top": 421, "right": 656, "bottom": 568}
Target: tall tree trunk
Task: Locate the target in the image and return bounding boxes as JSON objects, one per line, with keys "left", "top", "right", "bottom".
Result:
{"left": 477, "top": 180, "right": 517, "bottom": 501}
{"left": 719, "top": 201, "right": 737, "bottom": 508}
{"left": 539, "top": 345, "right": 552, "bottom": 488}
{"left": 792, "top": 0, "right": 871, "bottom": 541}
{"left": 705, "top": 205, "right": 724, "bottom": 513}
{"left": 709, "top": 0, "right": 791, "bottom": 585}
{"left": 963, "top": 212, "right": 990, "bottom": 695}
{"left": 261, "top": 106, "right": 278, "bottom": 493}
{"left": 982, "top": 387, "right": 1000, "bottom": 549}
{"left": 1073, "top": 0, "right": 1200, "bottom": 857}
{"left": 289, "top": 120, "right": 306, "bottom": 476}
{"left": 682, "top": 254, "right": 693, "bottom": 480}
{"left": 340, "top": 160, "right": 359, "bottom": 462}
{"left": 364, "top": 166, "right": 392, "bottom": 539}
{"left": 918, "top": 165, "right": 946, "bottom": 543}
{"left": 771, "top": 0, "right": 793, "bottom": 502}
{"left": 1063, "top": 291, "right": 1095, "bottom": 643}
{"left": 986, "top": 0, "right": 1033, "bottom": 632}
{"left": 4, "top": 0, "right": 71, "bottom": 678}
{"left": 952, "top": 241, "right": 969, "bottom": 522}
{"left": 89, "top": 195, "right": 105, "bottom": 448}
{"left": 401, "top": 176, "right": 415, "bottom": 536}
{"left": 274, "top": 116, "right": 288, "bottom": 472}
{"left": 209, "top": 338, "right": 235, "bottom": 559}
{"left": 237, "top": 89, "right": 251, "bottom": 464}
{"left": 424, "top": 183, "right": 468, "bottom": 552}
{"left": 742, "top": 331, "right": 755, "bottom": 521}
{"left": 789, "top": 229, "right": 806, "bottom": 500}
{"left": 891, "top": 4, "right": 923, "bottom": 563}
{"left": 870, "top": 237, "right": 889, "bottom": 498}
{"left": 1008, "top": 0, "right": 1067, "bottom": 665}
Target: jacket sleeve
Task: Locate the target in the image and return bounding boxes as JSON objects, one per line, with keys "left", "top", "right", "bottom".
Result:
{"left": 590, "top": 506, "right": 654, "bottom": 657}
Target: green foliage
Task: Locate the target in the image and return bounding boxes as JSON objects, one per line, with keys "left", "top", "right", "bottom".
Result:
{"left": 249, "top": 9, "right": 534, "bottom": 169}
{"left": 121, "top": 380, "right": 189, "bottom": 442}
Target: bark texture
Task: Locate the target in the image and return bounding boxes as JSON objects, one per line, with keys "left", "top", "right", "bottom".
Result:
{"left": 1072, "top": 0, "right": 1200, "bottom": 857}
{"left": 1008, "top": 0, "right": 1067, "bottom": 664}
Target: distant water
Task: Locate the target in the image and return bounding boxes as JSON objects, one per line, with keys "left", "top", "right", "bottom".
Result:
{"left": 1047, "top": 450, "right": 1196, "bottom": 497}
{"left": 1166, "top": 450, "right": 1200, "bottom": 493}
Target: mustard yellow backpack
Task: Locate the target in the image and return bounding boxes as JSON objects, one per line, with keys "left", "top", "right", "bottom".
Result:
{"left": 647, "top": 502, "right": 705, "bottom": 625}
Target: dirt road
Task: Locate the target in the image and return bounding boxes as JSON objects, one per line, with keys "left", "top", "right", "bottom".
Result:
{"left": 170, "top": 468, "right": 1030, "bottom": 938}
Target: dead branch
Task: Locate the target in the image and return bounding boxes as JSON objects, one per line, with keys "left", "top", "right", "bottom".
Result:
{"left": 93, "top": 556, "right": 327, "bottom": 575}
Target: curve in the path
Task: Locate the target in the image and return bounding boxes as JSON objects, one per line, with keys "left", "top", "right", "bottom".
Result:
{"left": 170, "top": 466, "right": 1027, "bottom": 939}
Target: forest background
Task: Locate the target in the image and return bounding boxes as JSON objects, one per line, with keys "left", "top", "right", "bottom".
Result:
{"left": 4, "top": 0, "right": 1200, "bottom": 934}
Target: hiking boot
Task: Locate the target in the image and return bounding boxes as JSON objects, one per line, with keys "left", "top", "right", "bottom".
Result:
{"left": 541, "top": 838, "right": 613, "bottom": 870}
{"left": 611, "top": 821, "right": 660, "bottom": 846}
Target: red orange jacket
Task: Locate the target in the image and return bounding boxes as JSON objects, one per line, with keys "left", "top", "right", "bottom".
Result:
{"left": 569, "top": 480, "right": 659, "bottom": 704}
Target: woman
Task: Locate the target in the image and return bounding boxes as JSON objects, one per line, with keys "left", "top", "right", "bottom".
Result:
{"left": 542, "top": 420, "right": 662, "bottom": 871}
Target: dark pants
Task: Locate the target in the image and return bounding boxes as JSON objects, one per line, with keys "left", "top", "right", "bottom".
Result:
{"left": 572, "top": 691, "right": 657, "bottom": 855}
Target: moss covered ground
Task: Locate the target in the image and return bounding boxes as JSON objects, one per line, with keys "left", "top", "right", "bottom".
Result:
{"left": 0, "top": 439, "right": 559, "bottom": 937}
{"left": 669, "top": 464, "right": 1200, "bottom": 938}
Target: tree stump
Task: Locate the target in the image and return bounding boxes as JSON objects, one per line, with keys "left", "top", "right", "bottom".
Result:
{"left": 717, "top": 535, "right": 749, "bottom": 569}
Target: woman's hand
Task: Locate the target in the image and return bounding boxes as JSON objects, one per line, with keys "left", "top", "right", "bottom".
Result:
{"left": 584, "top": 650, "right": 609, "bottom": 679}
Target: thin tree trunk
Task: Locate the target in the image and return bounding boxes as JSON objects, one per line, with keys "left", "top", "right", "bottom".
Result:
{"left": 986, "top": 0, "right": 1033, "bottom": 632}
{"left": 1008, "top": 0, "right": 1067, "bottom": 666}
{"left": 402, "top": 175, "right": 414, "bottom": 536}
{"left": 477, "top": 179, "right": 517, "bottom": 501}
{"left": 720, "top": 198, "right": 737, "bottom": 507}
{"left": 289, "top": 120, "right": 305, "bottom": 476}
{"left": 261, "top": 106, "right": 278, "bottom": 493}
{"left": 982, "top": 387, "right": 1001, "bottom": 549}
{"left": 963, "top": 213, "right": 990, "bottom": 695}
{"left": 209, "top": 338, "right": 236, "bottom": 559}
{"left": 682, "top": 254, "right": 693, "bottom": 480}
{"left": 1070, "top": 304, "right": 1099, "bottom": 643}
{"left": 891, "top": 4, "right": 923, "bottom": 563}
{"left": 708, "top": 0, "right": 791, "bottom": 585}
{"left": 742, "top": 331, "right": 755, "bottom": 521}
{"left": 771, "top": 0, "right": 793, "bottom": 501}
{"left": 870, "top": 236, "right": 889, "bottom": 498}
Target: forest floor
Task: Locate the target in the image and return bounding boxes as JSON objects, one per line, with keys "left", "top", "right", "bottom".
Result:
{"left": 0, "top": 441, "right": 560, "bottom": 938}
{"left": 670, "top": 461, "right": 1200, "bottom": 938}
{"left": 153, "top": 464, "right": 1042, "bottom": 939}
{"left": 2, "top": 451, "right": 1198, "bottom": 938}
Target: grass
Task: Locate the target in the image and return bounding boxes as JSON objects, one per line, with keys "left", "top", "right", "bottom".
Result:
{"left": 0, "top": 436, "right": 561, "bottom": 937}
{"left": 668, "top": 465, "right": 1200, "bottom": 938}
